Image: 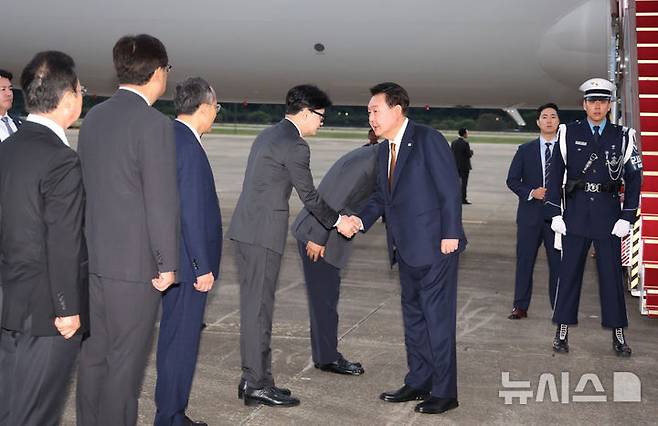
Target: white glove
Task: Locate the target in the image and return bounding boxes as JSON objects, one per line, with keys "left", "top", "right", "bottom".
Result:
{"left": 611, "top": 219, "right": 631, "bottom": 238}
{"left": 551, "top": 216, "right": 566, "bottom": 236}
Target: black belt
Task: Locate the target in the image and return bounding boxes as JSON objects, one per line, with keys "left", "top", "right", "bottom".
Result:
{"left": 568, "top": 180, "right": 620, "bottom": 193}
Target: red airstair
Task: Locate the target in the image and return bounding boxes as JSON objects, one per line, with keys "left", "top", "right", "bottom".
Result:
{"left": 636, "top": 0, "right": 658, "bottom": 316}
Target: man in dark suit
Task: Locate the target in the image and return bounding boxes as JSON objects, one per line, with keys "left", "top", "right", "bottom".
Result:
{"left": 505, "top": 103, "right": 561, "bottom": 319}
{"left": 291, "top": 131, "right": 379, "bottom": 377}
{"left": 0, "top": 69, "right": 22, "bottom": 142}
{"left": 154, "top": 77, "right": 222, "bottom": 426}
{"left": 0, "top": 51, "right": 87, "bottom": 426}
{"left": 76, "top": 34, "right": 180, "bottom": 426}
{"left": 451, "top": 127, "right": 473, "bottom": 204}
{"left": 355, "top": 82, "right": 466, "bottom": 415}
{"left": 227, "top": 84, "right": 360, "bottom": 407}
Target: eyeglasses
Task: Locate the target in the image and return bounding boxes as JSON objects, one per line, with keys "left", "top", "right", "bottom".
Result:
{"left": 80, "top": 85, "right": 88, "bottom": 96}
{"left": 310, "top": 109, "right": 325, "bottom": 122}
{"left": 215, "top": 103, "right": 222, "bottom": 113}
{"left": 164, "top": 64, "right": 173, "bottom": 73}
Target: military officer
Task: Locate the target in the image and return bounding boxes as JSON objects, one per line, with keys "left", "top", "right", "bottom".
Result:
{"left": 545, "top": 78, "right": 642, "bottom": 357}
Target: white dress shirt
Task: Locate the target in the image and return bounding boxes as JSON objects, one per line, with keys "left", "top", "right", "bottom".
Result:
{"left": 119, "top": 86, "right": 151, "bottom": 105}
{"left": 0, "top": 112, "right": 18, "bottom": 142}
{"left": 25, "top": 114, "right": 70, "bottom": 147}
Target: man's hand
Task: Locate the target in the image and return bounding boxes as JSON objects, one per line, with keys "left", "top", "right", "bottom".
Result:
{"left": 611, "top": 219, "right": 631, "bottom": 238}
{"left": 441, "top": 239, "right": 459, "bottom": 254}
{"left": 551, "top": 216, "right": 567, "bottom": 236}
{"left": 531, "top": 187, "right": 547, "bottom": 200}
{"left": 306, "top": 241, "right": 325, "bottom": 262}
{"left": 337, "top": 215, "right": 360, "bottom": 238}
{"left": 152, "top": 271, "right": 176, "bottom": 292}
{"left": 55, "top": 315, "right": 80, "bottom": 339}
{"left": 194, "top": 272, "right": 215, "bottom": 292}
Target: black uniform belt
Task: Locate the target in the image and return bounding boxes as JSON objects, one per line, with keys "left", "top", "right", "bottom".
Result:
{"left": 567, "top": 180, "right": 620, "bottom": 194}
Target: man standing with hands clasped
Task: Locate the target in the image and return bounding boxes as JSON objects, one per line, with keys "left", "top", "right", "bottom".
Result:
{"left": 353, "top": 82, "right": 466, "bottom": 415}
{"left": 506, "top": 103, "right": 561, "bottom": 319}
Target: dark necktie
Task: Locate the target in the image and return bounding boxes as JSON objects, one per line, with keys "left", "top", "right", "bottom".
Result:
{"left": 388, "top": 142, "right": 397, "bottom": 192}
{"left": 593, "top": 125, "right": 600, "bottom": 144}
{"left": 544, "top": 142, "right": 552, "bottom": 186}
{"left": 1, "top": 116, "right": 14, "bottom": 136}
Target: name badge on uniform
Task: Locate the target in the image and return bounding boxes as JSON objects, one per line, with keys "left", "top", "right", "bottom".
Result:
{"left": 575, "top": 140, "right": 588, "bottom": 146}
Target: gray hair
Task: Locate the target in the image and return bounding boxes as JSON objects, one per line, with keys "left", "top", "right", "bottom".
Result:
{"left": 174, "top": 77, "right": 215, "bottom": 115}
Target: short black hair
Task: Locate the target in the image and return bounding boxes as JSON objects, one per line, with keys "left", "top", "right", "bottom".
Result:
{"left": 369, "top": 82, "right": 410, "bottom": 114}
{"left": 536, "top": 102, "right": 559, "bottom": 120}
{"left": 0, "top": 69, "right": 12, "bottom": 81}
{"left": 458, "top": 128, "right": 468, "bottom": 137}
{"left": 174, "top": 77, "right": 215, "bottom": 115}
{"left": 20, "top": 51, "right": 78, "bottom": 114}
{"left": 113, "top": 34, "right": 168, "bottom": 85}
{"left": 285, "top": 84, "right": 332, "bottom": 115}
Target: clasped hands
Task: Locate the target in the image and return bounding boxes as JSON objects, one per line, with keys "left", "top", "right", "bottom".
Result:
{"left": 337, "top": 215, "right": 362, "bottom": 238}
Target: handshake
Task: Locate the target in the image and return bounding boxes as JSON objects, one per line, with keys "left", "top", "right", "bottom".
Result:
{"left": 337, "top": 215, "right": 362, "bottom": 238}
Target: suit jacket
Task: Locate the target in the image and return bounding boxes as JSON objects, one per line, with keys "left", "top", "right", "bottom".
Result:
{"left": 506, "top": 139, "right": 546, "bottom": 227}
{"left": 545, "top": 120, "right": 642, "bottom": 239}
{"left": 360, "top": 120, "right": 466, "bottom": 267}
{"left": 450, "top": 137, "right": 473, "bottom": 172}
{"left": 0, "top": 122, "right": 88, "bottom": 336}
{"left": 227, "top": 119, "right": 339, "bottom": 255}
{"left": 174, "top": 121, "right": 222, "bottom": 284}
{"left": 292, "top": 143, "right": 378, "bottom": 269}
{"left": 78, "top": 89, "right": 180, "bottom": 282}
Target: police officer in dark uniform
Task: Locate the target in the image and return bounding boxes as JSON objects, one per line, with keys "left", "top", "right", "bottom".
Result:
{"left": 545, "top": 78, "right": 642, "bottom": 357}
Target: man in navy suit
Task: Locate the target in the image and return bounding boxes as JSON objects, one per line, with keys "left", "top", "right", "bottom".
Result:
{"left": 154, "top": 77, "right": 222, "bottom": 426}
{"left": 355, "top": 82, "right": 466, "bottom": 415}
{"left": 506, "top": 103, "right": 561, "bottom": 319}
{"left": 546, "top": 78, "right": 641, "bottom": 357}
{"left": 0, "top": 69, "right": 22, "bottom": 142}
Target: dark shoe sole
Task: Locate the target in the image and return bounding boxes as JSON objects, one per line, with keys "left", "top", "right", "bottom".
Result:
{"left": 243, "top": 396, "right": 300, "bottom": 407}
{"left": 552, "top": 345, "right": 569, "bottom": 353}
{"left": 508, "top": 314, "right": 526, "bottom": 320}
{"left": 380, "top": 393, "right": 430, "bottom": 403}
{"left": 414, "top": 400, "right": 459, "bottom": 414}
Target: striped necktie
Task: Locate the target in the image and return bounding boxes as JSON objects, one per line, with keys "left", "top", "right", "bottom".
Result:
{"left": 544, "top": 142, "right": 552, "bottom": 186}
{"left": 1, "top": 116, "right": 15, "bottom": 137}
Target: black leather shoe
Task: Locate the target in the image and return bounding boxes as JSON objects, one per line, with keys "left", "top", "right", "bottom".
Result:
{"left": 552, "top": 324, "right": 569, "bottom": 353}
{"left": 238, "top": 378, "right": 291, "bottom": 399}
{"left": 613, "top": 328, "right": 632, "bottom": 357}
{"left": 508, "top": 307, "right": 527, "bottom": 320}
{"left": 380, "top": 384, "right": 430, "bottom": 402}
{"left": 243, "top": 386, "right": 300, "bottom": 407}
{"left": 414, "top": 397, "right": 459, "bottom": 414}
{"left": 462, "top": 200, "right": 472, "bottom": 205}
{"left": 314, "top": 354, "right": 364, "bottom": 376}
{"left": 182, "top": 415, "right": 207, "bottom": 426}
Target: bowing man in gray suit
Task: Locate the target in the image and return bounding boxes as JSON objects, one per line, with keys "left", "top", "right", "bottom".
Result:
{"left": 76, "top": 34, "right": 179, "bottom": 426}
{"left": 291, "top": 129, "right": 379, "bottom": 376}
{"left": 227, "top": 84, "right": 360, "bottom": 407}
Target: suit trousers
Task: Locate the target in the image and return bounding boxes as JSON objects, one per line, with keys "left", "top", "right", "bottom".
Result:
{"left": 513, "top": 221, "right": 560, "bottom": 310}
{"left": 0, "top": 316, "right": 81, "bottom": 426}
{"left": 297, "top": 240, "right": 341, "bottom": 365}
{"left": 234, "top": 241, "right": 282, "bottom": 388}
{"left": 154, "top": 279, "right": 208, "bottom": 426}
{"left": 552, "top": 234, "right": 628, "bottom": 328}
{"left": 76, "top": 274, "right": 161, "bottom": 426}
{"left": 398, "top": 252, "right": 459, "bottom": 398}
{"left": 459, "top": 171, "right": 469, "bottom": 202}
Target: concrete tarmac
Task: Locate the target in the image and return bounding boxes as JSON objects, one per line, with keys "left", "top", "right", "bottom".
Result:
{"left": 61, "top": 131, "right": 657, "bottom": 425}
